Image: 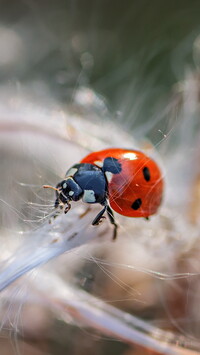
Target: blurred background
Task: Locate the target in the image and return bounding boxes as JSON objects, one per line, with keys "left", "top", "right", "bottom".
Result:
{"left": 0, "top": 0, "right": 200, "bottom": 354}
{"left": 0, "top": 0, "right": 199, "bottom": 132}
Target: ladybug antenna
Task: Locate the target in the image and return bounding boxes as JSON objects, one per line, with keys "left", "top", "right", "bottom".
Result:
{"left": 43, "top": 185, "right": 59, "bottom": 192}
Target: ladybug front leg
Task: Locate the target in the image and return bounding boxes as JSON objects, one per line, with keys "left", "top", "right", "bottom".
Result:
{"left": 92, "top": 204, "right": 118, "bottom": 240}
{"left": 92, "top": 206, "right": 106, "bottom": 226}
{"left": 64, "top": 202, "right": 71, "bottom": 214}
{"left": 106, "top": 205, "right": 118, "bottom": 240}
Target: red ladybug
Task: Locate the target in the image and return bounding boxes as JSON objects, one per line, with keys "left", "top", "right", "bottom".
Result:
{"left": 44, "top": 148, "right": 163, "bottom": 240}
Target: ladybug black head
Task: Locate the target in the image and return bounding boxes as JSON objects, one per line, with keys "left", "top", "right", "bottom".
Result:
{"left": 55, "top": 177, "right": 83, "bottom": 208}
{"left": 54, "top": 180, "right": 69, "bottom": 206}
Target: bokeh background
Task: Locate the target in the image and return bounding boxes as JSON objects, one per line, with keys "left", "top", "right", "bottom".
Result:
{"left": 1, "top": 0, "right": 199, "bottom": 132}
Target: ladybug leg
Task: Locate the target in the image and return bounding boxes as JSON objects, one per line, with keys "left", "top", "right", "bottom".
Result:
{"left": 92, "top": 204, "right": 118, "bottom": 240}
{"left": 92, "top": 206, "right": 106, "bottom": 226}
{"left": 52, "top": 198, "right": 64, "bottom": 219}
{"left": 64, "top": 202, "right": 71, "bottom": 214}
{"left": 106, "top": 205, "right": 118, "bottom": 240}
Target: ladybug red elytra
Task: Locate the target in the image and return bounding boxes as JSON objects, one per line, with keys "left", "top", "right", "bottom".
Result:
{"left": 44, "top": 148, "right": 163, "bottom": 240}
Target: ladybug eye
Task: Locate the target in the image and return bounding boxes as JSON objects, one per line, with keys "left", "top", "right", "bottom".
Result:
{"left": 143, "top": 166, "right": 150, "bottom": 182}
{"left": 131, "top": 198, "right": 142, "bottom": 210}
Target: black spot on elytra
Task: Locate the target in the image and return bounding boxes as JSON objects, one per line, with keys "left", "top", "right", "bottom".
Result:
{"left": 131, "top": 198, "right": 142, "bottom": 210}
{"left": 102, "top": 157, "right": 122, "bottom": 174}
{"left": 143, "top": 166, "right": 150, "bottom": 182}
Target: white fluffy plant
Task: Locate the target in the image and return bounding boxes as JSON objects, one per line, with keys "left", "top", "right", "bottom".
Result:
{"left": 0, "top": 83, "right": 199, "bottom": 355}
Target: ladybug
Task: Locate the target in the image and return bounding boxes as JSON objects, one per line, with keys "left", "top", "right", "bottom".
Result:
{"left": 44, "top": 148, "right": 163, "bottom": 240}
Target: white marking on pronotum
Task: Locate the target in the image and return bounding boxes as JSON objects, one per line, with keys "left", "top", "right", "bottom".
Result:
{"left": 82, "top": 190, "right": 96, "bottom": 203}
{"left": 94, "top": 160, "right": 103, "bottom": 167}
{"left": 66, "top": 168, "right": 78, "bottom": 177}
{"left": 69, "top": 191, "right": 74, "bottom": 196}
{"left": 105, "top": 171, "right": 113, "bottom": 183}
{"left": 63, "top": 182, "right": 67, "bottom": 189}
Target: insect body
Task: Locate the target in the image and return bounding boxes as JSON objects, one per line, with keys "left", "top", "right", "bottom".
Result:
{"left": 44, "top": 148, "right": 163, "bottom": 240}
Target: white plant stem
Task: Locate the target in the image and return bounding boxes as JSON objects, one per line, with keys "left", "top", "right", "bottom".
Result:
{"left": 0, "top": 208, "right": 107, "bottom": 292}
{"left": 23, "top": 272, "right": 200, "bottom": 355}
